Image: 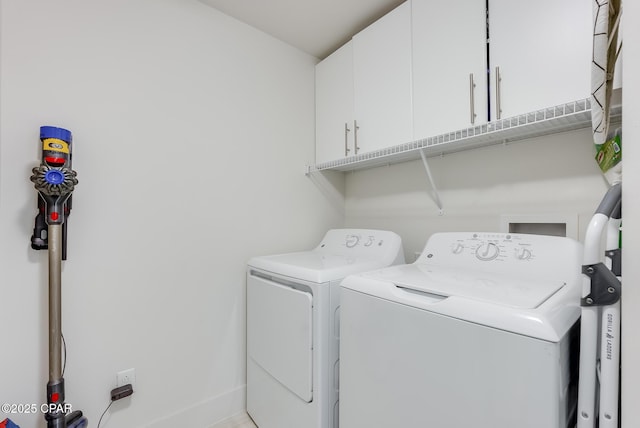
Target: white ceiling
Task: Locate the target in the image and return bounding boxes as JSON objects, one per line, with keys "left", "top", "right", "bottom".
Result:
{"left": 198, "top": 0, "right": 406, "bottom": 59}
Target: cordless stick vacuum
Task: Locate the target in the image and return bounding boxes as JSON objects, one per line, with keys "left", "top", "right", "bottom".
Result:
{"left": 30, "top": 126, "right": 87, "bottom": 428}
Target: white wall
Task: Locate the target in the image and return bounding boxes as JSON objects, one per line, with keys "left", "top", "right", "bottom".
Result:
{"left": 0, "top": 1, "right": 343, "bottom": 427}
{"left": 345, "top": 128, "right": 609, "bottom": 259}
{"left": 622, "top": 1, "right": 640, "bottom": 425}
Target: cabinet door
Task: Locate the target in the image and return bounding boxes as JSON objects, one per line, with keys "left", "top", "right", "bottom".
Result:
{"left": 489, "top": 0, "right": 591, "bottom": 119}
{"left": 315, "top": 41, "right": 354, "bottom": 165}
{"left": 412, "top": 0, "right": 487, "bottom": 140}
{"left": 353, "top": 1, "right": 412, "bottom": 154}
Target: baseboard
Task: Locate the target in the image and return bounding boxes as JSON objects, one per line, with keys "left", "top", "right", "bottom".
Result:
{"left": 145, "top": 385, "right": 246, "bottom": 428}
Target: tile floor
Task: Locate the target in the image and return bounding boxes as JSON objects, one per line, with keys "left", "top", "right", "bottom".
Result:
{"left": 209, "top": 412, "right": 257, "bottom": 428}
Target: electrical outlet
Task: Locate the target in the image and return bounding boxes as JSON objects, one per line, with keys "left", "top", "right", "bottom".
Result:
{"left": 116, "top": 368, "right": 136, "bottom": 390}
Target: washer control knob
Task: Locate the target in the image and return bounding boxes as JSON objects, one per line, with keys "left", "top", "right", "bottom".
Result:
{"left": 515, "top": 247, "right": 532, "bottom": 260}
{"left": 346, "top": 235, "right": 360, "bottom": 248}
{"left": 475, "top": 242, "right": 500, "bottom": 261}
{"left": 451, "top": 242, "right": 465, "bottom": 254}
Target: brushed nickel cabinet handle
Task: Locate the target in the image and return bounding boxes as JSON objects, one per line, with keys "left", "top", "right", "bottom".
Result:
{"left": 354, "top": 120, "right": 360, "bottom": 154}
{"left": 469, "top": 73, "right": 477, "bottom": 125}
{"left": 344, "top": 122, "right": 351, "bottom": 156}
{"left": 495, "top": 66, "right": 502, "bottom": 120}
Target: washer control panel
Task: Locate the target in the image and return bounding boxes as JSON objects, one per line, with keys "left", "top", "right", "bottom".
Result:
{"left": 416, "top": 232, "right": 583, "bottom": 288}
{"left": 417, "top": 232, "right": 583, "bottom": 279}
{"left": 439, "top": 233, "right": 537, "bottom": 263}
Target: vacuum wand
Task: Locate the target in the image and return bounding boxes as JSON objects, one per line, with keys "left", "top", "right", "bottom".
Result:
{"left": 30, "top": 126, "right": 79, "bottom": 428}
{"left": 48, "top": 224, "right": 63, "bottom": 381}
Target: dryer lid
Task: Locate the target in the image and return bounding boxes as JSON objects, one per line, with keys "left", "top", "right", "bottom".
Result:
{"left": 364, "top": 264, "right": 566, "bottom": 309}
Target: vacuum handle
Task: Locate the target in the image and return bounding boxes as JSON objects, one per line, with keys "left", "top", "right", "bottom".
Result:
{"left": 31, "top": 197, "right": 48, "bottom": 250}
{"left": 30, "top": 196, "right": 72, "bottom": 260}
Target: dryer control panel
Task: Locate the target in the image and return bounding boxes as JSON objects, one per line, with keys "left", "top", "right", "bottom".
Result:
{"left": 416, "top": 232, "right": 582, "bottom": 280}
{"left": 315, "top": 229, "right": 405, "bottom": 265}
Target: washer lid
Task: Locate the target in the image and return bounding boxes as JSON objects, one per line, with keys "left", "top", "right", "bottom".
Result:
{"left": 363, "top": 264, "right": 566, "bottom": 309}
{"left": 248, "top": 251, "right": 386, "bottom": 283}
{"left": 344, "top": 264, "right": 581, "bottom": 342}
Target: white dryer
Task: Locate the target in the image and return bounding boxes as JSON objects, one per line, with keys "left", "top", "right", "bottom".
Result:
{"left": 340, "top": 232, "right": 583, "bottom": 428}
{"left": 247, "top": 229, "right": 404, "bottom": 428}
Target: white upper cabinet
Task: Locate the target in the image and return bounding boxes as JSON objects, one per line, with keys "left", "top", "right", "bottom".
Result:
{"left": 315, "top": 0, "right": 601, "bottom": 170}
{"left": 315, "top": 41, "right": 355, "bottom": 165}
{"left": 412, "top": 0, "right": 488, "bottom": 140}
{"left": 352, "top": 1, "right": 413, "bottom": 154}
{"left": 488, "top": 0, "right": 592, "bottom": 119}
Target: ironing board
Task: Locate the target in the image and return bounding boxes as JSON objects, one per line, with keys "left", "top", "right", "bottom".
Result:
{"left": 577, "top": 1, "right": 623, "bottom": 427}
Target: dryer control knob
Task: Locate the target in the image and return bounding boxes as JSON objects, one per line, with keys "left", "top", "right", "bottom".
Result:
{"left": 346, "top": 235, "right": 360, "bottom": 248}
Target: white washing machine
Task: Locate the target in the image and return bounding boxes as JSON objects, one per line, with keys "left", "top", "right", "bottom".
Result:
{"left": 340, "top": 232, "right": 583, "bottom": 428}
{"left": 246, "top": 229, "right": 404, "bottom": 428}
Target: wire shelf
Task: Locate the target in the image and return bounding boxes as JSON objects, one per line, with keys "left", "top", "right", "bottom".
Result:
{"left": 315, "top": 98, "right": 622, "bottom": 172}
